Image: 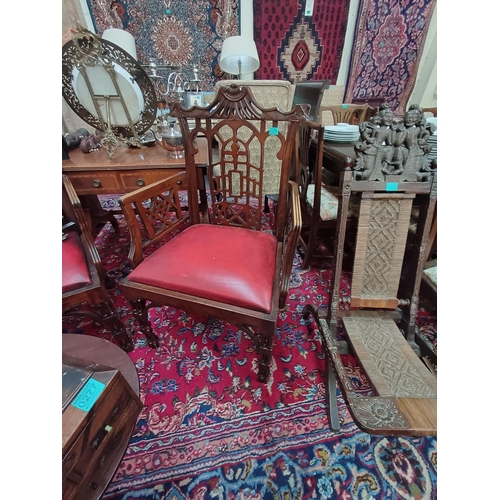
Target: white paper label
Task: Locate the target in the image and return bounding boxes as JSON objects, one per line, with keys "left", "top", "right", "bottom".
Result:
{"left": 305, "top": 0, "right": 315, "bottom": 16}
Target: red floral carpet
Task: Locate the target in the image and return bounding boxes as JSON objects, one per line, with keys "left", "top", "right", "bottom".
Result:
{"left": 63, "top": 198, "right": 437, "bottom": 499}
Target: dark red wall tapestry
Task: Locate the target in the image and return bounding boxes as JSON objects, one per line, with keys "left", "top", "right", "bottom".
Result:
{"left": 84, "top": 0, "right": 240, "bottom": 89}
{"left": 253, "top": 0, "right": 351, "bottom": 83}
{"left": 344, "top": 0, "right": 436, "bottom": 114}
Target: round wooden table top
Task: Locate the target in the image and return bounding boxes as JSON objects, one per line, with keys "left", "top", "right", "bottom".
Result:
{"left": 62, "top": 334, "right": 139, "bottom": 395}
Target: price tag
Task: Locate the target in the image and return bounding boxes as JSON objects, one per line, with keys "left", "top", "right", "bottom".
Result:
{"left": 269, "top": 127, "right": 279, "bottom": 136}
{"left": 386, "top": 182, "right": 398, "bottom": 191}
{"left": 72, "top": 378, "right": 106, "bottom": 412}
{"left": 305, "top": 0, "right": 315, "bottom": 16}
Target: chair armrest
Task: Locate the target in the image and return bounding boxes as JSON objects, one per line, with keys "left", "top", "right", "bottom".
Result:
{"left": 62, "top": 175, "right": 106, "bottom": 281}
{"left": 279, "top": 180, "right": 302, "bottom": 308}
{"left": 118, "top": 171, "right": 189, "bottom": 268}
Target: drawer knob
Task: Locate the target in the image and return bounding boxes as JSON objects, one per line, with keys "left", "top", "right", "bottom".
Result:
{"left": 176, "top": 180, "right": 182, "bottom": 185}
{"left": 91, "top": 437, "right": 101, "bottom": 449}
{"left": 137, "top": 178, "right": 145, "bottom": 186}
{"left": 93, "top": 179, "right": 101, "bottom": 188}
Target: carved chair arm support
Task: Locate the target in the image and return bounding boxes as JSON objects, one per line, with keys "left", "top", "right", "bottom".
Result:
{"left": 62, "top": 175, "right": 107, "bottom": 282}
{"left": 118, "top": 172, "right": 189, "bottom": 268}
{"left": 279, "top": 180, "right": 302, "bottom": 309}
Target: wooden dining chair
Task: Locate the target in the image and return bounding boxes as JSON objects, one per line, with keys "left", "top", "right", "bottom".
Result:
{"left": 62, "top": 175, "right": 133, "bottom": 352}
{"left": 320, "top": 103, "right": 376, "bottom": 126}
{"left": 294, "top": 119, "right": 359, "bottom": 269}
{"left": 117, "top": 84, "right": 305, "bottom": 383}
{"left": 304, "top": 104, "right": 437, "bottom": 436}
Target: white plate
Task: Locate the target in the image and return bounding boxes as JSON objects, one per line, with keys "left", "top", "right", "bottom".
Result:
{"left": 325, "top": 124, "right": 359, "bottom": 133}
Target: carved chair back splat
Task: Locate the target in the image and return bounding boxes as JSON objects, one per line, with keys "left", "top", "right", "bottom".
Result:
{"left": 118, "top": 84, "right": 306, "bottom": 383}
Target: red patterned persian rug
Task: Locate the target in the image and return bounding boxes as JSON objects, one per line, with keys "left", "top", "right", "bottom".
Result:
{"left": 84, "top": 0, "right": 240, "bottom": 88}
{"left": 63, "top": 197, "right": 437, "bottom": 499}
{"left": 344, "top": 0, "right": 436, "bottom": 114}
{"left": 253, "top": 0, "right": 351, "bottom": 83}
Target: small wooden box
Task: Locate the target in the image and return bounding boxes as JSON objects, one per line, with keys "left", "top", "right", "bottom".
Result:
{"left": 62, "top": 354, "right": 142, "bottom": 500}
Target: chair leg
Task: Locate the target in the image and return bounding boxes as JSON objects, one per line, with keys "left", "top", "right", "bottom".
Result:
{"left": 62, "top": 303, "right": 134, "bottom": 353}
{"left": 240, "top": 325, "right": 274, "bottom": 383}
{"left": 326, "top": 360, "right": 340, "bottom": 431}
{"left": 300, "top": 220, "right": 320, "bottom": 269}
{"left": 98, "top": 302, "right": 134, "bottom": 352}
{"left": 264, "top": 195, "right": 270, "bottom": 214}
{"left": 130, "top": 299, "right": 160, "bottom": 348}
{"left": 257, "top": 332, "right": 274, "bottom": 383}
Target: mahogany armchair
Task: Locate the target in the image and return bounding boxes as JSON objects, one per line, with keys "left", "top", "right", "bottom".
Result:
{"left": 118, "top": 84, "right": 305, "bottom": 383}
{"left": 62, "top": 175, "right": 133, "bottom": 351}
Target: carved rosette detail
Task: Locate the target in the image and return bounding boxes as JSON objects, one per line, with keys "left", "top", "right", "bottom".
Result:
{"left": 350, "top": 397, "right": 408, "bottom": 430}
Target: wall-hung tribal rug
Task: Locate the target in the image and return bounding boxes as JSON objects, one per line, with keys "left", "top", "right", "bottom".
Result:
{"left": 344, "top": 0, "right": 436, "bottom": 114}
{"left": 85, "top": 0, "right": 240, "bottom": 89}
{"left": 253, "top": 0, "right": 351, "bottom": 83}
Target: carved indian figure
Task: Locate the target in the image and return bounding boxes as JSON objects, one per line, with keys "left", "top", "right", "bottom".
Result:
{"left": 353, "top": 103, "right": 436, "bottom": 182}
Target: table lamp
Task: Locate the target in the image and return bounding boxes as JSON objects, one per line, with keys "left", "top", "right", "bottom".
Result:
{"left": 220, "top": 36, "right": 260, "bottom": 79}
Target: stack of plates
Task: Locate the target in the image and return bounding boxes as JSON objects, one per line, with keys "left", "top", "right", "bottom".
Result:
{"left": 324, "top": 123, "right": 360, "bottom": 143}
{"left": 427, "top": 130, "right": 437, "bottom": 164}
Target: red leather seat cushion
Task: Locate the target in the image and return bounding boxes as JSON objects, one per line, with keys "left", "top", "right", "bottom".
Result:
{"left": 62, "top": 232, "right": 92, "bottom": 293}
{"left": 127, "top": 225, "right": 278, "bottom": 313}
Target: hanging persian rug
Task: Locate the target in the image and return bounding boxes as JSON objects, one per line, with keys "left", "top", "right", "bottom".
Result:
{"left": 84, "top": 0, "right": 240, "bottom": 88}
{"left": 344, "top": 0, "right": 436, "bottom": 114}
{"left": 253, "top": 0, "right": 351, "bottom": 83}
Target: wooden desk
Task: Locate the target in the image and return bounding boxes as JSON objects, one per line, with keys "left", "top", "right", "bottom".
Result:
{"left": 62, "top": 138, "right": 210, "bottom": 227}
{"left": 62, "top": 334, "right": 142, "bottom": 500}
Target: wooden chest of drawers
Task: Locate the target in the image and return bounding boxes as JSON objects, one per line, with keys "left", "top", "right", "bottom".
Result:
{"left": 62, "top": 354, "right": 142, "bottom": 500}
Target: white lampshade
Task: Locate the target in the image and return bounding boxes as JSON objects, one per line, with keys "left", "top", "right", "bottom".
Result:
{"left": 220, "top": 36, "right": 260, "bottom": 77}
{"left": 102, "top": 28, "right": 138, "bottom": 61}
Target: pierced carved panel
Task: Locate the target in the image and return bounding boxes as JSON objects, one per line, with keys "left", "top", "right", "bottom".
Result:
{"left": 345, "top": 314, "right": 437, "bottom": 398}
{"left": 353, "top": 103, "right": 436, "bottom": 182}
{"left": 136, "top": 188, "right": 186, "bottom": 244}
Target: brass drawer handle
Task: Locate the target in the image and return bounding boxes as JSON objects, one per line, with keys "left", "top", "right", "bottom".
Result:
{"left": 93, "top": 179, "right": 101, "bottom": 188}
{"left": 137, "top": 178, "right": 145, "bottom": 186}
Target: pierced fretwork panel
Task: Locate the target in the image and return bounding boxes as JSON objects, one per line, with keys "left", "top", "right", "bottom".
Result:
{"left": 134, "top": 188, "right": 187, "bottom": 245}
{"left": 208, "top": 121, "right": 281, "bottom": 230}
{"left": 351, "top": 196, "right": 413, "bottom": 302}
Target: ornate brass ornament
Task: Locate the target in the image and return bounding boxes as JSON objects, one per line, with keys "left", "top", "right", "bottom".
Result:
{"left": 62, "top": 27, "right": 157, "bottom": 158}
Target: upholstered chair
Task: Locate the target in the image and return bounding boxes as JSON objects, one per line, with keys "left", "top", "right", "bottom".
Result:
{"left": 118, "top": 85, "right": 305, "bottom": 383}
{"left": 62, "top": 175, "right": 133, "bottom": 351}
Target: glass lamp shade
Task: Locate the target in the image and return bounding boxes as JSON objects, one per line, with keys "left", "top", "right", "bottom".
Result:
{"left": 220, "top": 36, "right": 260, "bottom": 76}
